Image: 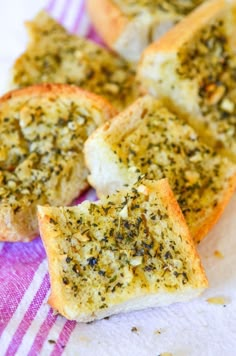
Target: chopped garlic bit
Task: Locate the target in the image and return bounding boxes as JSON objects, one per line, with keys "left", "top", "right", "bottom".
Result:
{"left": 207, "top": 296, "right": 230, "bottom": 305}
{"left": 73, "top": 232, "right": 90, "bottom": 242}
{"left": 137, "top": 184, "right": 149, "bottom": 195}
{"left": 130, "top": 256, "right": 143, "bottom": 266}
{"left": 119, "top": 204, "right": 128, "bottom": 219}
{"left": 214, "top": 250, "right": 224, "bottom": 259}
{"left": 220, "top": 98, "right": 234, "bottom": 113}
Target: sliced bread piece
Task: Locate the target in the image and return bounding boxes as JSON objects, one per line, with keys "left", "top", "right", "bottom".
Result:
{"left": 38, "top": 178, "right": 208, "bottom": 322}
{"left": 84, "top": 96, "right": 236, "bottom": 243}
{"left": 0, "top": 84, "right": 116, "bottom": 242}
{"left": 138, "top": 0, "right": 236, "bottom": 162}
{"left": 10, "top": 10, "right": 139, "bottom": 111}
{"left": 87, "top": 0, "right": 205, "bottom": 62}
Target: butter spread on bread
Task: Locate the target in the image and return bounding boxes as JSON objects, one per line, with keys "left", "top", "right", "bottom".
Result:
{"left": 87, "top": 0, "right": 205, "bottom": 61}
{"left": 38, "top": 179, "right": 208, "bottom": 322}
{"left": 85, "top": 96, "right": 236, "bottom": 243}
{"left": 0, "top": 84, "right": 116, "bottom": 242}
{"left": 139, "top": 0, "right": 236, "bottom": 161}
{"left": 10, "top": 10, "right": 139, "bottom": 110}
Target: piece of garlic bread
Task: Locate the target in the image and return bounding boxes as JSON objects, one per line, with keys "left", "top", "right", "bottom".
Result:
{"left": 10, "top": 10, "right": 139, "bottom": 110}
{"left": 139, "top": 0, "right": 236, "bottom": 161}
{"left": 85, "top": 96, "right": 236, "bottom": 243}
{"left": 87, "top": 0, "right": 205, "bottom": 61}
{"left": 0, "top": 84, "right": 116, "bottom": 242}
{"left": 38, "top": 179, "right": 208, "bottom": 322}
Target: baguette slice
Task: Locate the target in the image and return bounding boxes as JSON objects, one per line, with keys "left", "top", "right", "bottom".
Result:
{"left": 138, "top": 0, "right": 236, "bottom": 162}
{"left": 87, "top": 0, "right": 205, "bottom": 62}
{"left": 0, "top": 84, "right": 116, "bottom": 242}
{"left": 10, "top": 10, "right": 139, "bottom": 111}
{"left": 38, "top": 178, "right": 208, "bottom": 322}
{"left": 85, "top": 96, "right": 236, "bottom": 243}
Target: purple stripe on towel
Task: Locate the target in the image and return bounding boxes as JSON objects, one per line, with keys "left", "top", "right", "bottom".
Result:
{"left": 59, "top": 0, "right": 73, "bottom": 23}
{"left": 86, "top": 25, "right": 106, "bottom": 47}
{"left": 5, "top": 273, "right": 50, "bottom": 356}
{"left": 51, "top": 320, "right": 77, "bottom": 355}
{"left": 72, "top": 1, "right": 86, "bottom": 33}
{"left": 28, "top": 309, "right": 57, "bottom": 356}
{"left": 0, "top": 238, "right": 45, "bottom": 337}
{"left": 46, "top": 0, "right": 57, "bottom": 12}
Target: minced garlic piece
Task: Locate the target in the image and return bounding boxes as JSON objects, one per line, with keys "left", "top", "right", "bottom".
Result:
{"left": 207, "top": 296, "right": 230, "bottom": 305}
{"left": 214, "top": 250, "right": 224, "bottom": 259}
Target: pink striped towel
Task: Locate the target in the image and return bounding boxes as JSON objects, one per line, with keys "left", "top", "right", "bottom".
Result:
{"left": 1, "top": 1, "right": 236, "bottom": 355}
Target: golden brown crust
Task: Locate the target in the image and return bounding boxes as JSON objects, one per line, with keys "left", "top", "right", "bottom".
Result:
{"left": 0, "top": 83, "right": 117, "bottom": 117}
{"left": 140, "top": 0, "right": 225, "bottom": 59}
{"left": 155, "top": 180, "right": 208, "bottom": 287}
{"left": 193, "top": 174, "right": 236, "bottom": 243}
{"left": 37, "top": 208, "right": 63, "bottom": 313}
{"left": 87, "top": 0, "right": 128, "bottom": 47}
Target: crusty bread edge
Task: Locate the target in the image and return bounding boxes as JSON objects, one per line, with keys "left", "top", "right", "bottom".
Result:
{"left": 152, "top": 179, "right": 208, "bottom": 287}
{"left": 87, "top": 0, "right": 128, "bottom": 48}
{"left": 37, "top": 206, "right": 65, "bottom": 315}
{"left": 0, "top": 83, "right": 118, "bottom": 119}
{"left": 87, "top": 0, "right": 155, "bottom": 61}
{"left": 193, "top": 173, "right": 236, "bottom": 243}
{"left": 84, "top": 96, "right": 155, "bottom": 197}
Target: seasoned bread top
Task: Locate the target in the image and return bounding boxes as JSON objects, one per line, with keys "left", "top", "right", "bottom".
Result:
{"left": 139, "top": 0, "right": 236, "bottom": 161}
{"left": 11, "top": 11, "right": 139, "bottom": 110}
{"left": 38, "top": 179, "right": 208, "bottom": 322}
{"left": 85, "top": 96, "right": 236, "bottom": 243}
{"left": 0, "top": 84, "right": 116, "bottom": 242}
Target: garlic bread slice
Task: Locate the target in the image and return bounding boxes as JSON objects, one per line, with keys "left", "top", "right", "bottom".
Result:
{"left": 85, "top": 96, "right": 236, "bottom": 243}
{"left": 11, "top": 10, "right": 139, "bottom": 110}
{"left": 139, "top": 0, "right": 236, "bottom": 161}
{"left": 38, "top": 179, "right": 208, "bottom": 322}
{"left": 0, "top": 84, "right": 116, "bottom": 241}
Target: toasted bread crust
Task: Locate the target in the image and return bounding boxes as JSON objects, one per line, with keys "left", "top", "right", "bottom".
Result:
{"left": 37, "top": 209, "right": 62, "bottom": 311}
{"left": 38, "top": 179, "right": 208, "bottom": 322}
{"left": 87, "top": 0, "right": 128, "bottom": 47}
{"left": 0, "top": 83, "right": 117, "bottom": 116}
{"left": 0, "top": 84, "right": 116, "bottom": 242}
{"left": 193, "top": 173, "right": 236, "bottom": 243}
